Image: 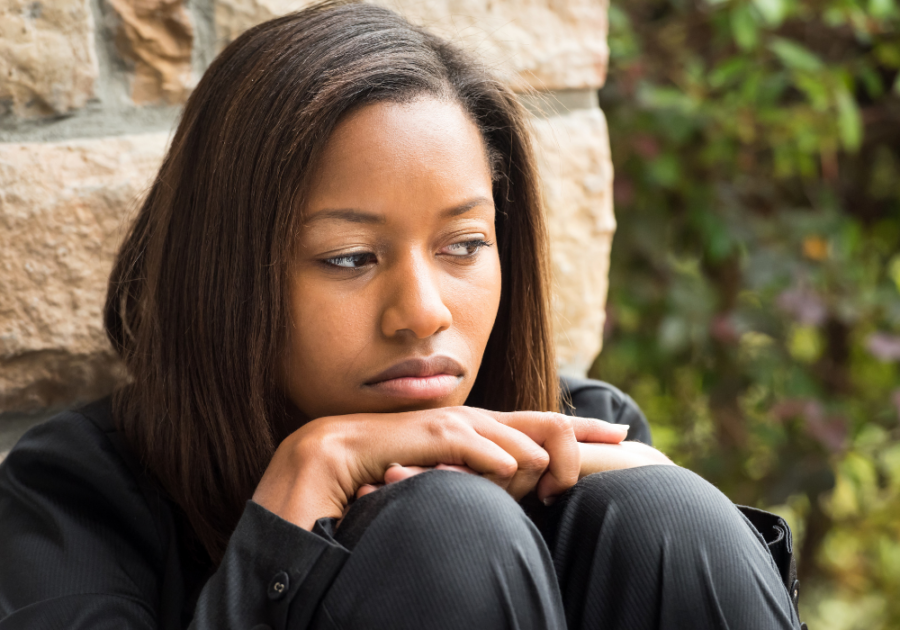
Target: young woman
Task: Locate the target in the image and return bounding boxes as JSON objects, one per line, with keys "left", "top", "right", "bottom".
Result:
{"left": 0, "top": 2, "right": 804, "bottom": 628}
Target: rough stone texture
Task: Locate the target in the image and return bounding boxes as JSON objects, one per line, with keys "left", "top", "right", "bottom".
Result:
{"left": 215, "top": 0, "right": 608, "bottom": 92}
{"left": 533, "top": 108, "right": 615, "bottom": 376}
{"left": 108, "top": 0, "right": 194, "bottom": 104}
{"left": 0, "top": 133, "right": 170, "bottom": 412}
{"left": 0, "top": 0, "right": 99, "bottom": 118}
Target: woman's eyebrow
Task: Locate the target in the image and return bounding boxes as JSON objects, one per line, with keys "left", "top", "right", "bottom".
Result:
{"left": 306, "top": 208, "right": 386, "bottom": 225}
{"left": 306, "top": 196, "right": 494, "bottom": 225}
{"left": 441, "top": 196, "right": 494, "bottom": 218}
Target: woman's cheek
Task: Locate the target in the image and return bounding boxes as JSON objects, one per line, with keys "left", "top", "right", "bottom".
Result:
{"left": 449, "top": 256, "right": 502, "bottom": 346}
{"left": 294, "top": 285, "right": 371, "bottom": 363}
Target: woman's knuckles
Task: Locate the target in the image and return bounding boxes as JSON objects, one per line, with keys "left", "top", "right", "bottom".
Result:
{"left": 519, "top": 447, "right": 550, "bottom": 473}
{"left": 491, "top": 456, "right": 520, "bottom": 481}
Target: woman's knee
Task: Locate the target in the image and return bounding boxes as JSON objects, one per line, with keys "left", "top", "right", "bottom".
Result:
{"left": 576, "top": 464, "right": 732, "bottom": 516}
{"left": 550, "top": 467, "right": 798, "bottom": 629}
{"left": 321, "top": 471, "right": 564, "bottom": 630}
{"left": 337, "top": 469, "right": 535, "bottom": 553}
{"left": 559, "top": 465, "right": 768, "bottom": 561}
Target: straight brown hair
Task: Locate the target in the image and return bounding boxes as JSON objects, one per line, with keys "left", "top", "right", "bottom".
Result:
{"left": 105, "top": 0, "right": 558, "bottom": 563}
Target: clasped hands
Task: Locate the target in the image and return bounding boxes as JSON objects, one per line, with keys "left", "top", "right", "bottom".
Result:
{"left": 353, "top": 410, "right": 674, "bottom": 504}
{"left": 253, "top": 406, "right": 674, "bottom": 530}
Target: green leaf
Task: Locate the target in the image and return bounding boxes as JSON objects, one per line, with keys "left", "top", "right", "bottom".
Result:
{"left": 788, "top": 325, "right": 824, "bottom": 363}
{"left": 709, "top": 57, "right": 749, "bottom": 89}
{"left": 823, "top": 7, "right": 847, "bottom": 27}
{"left": 868, "top": 0, "right": 897, "bottom": 20}
{"left": 795, "top": 74, "right": 830, "bottom": 110}
{"left": 753, "top": 0, "right": 787, "bottom": 26}
{"left": 888, "top": 255, "right": 900, "bottom": 293}
{"left": 835, "top": 87, "right": 863, "bottom": 151}
{"left": 648, "top": 153, "right": 681, "bottom": 188}
{"left": 638, "top": 85, "right": 698, "bottom": 112}
{"left": 859, "top": 65, "right": 884, "bottom": 99}
{"left": 875, "top": 42, "right": 900, "bottom": 69}
{"left": 769, "top": 38, "right": 824, "bottom": 72}
{"left": 731, "top": 6, "right": 760, "bottom": 51}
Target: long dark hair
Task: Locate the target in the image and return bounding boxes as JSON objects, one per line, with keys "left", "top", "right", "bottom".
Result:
{"left": 104, "top": 0, "right": 558, "bottom": 563}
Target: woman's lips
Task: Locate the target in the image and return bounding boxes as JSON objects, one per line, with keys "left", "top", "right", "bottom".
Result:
{"left": 365, "top": 374, "right": 461, "bottom": 399}
{"left": 364, "top": 356, "right": 464, "bottom": 399}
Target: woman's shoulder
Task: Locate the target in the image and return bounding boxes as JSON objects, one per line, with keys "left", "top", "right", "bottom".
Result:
{"left": 0, "top": 398, "right": 171, "bottom": 613}
{"left": 560, "top": 375, "right": 653, "bottom": 445}
{"left": 1, "top": 397, "right": 135, "bottom": 494}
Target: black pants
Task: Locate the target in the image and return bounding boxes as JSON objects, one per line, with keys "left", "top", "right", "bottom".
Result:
{"left": 306, "top": 466, "right": 801, "bottom": 630}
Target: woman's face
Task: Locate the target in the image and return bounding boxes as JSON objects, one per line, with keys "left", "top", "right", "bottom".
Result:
{"left": 280, "top": 96, "right": 502, "bottom": 421}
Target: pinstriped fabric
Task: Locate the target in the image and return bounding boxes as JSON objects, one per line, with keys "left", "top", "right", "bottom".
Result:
{"left": 542, "top": 465, "right": 801, "bottom": 630}
{"left": 303, "top": 466, "right": 801, "bottom": 630}
{"left": 306, "top": 470, "right": 566, "bottom": 630}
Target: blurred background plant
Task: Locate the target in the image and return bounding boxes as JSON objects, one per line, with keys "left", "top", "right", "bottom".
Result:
{"left": 595, "top": 0, "right": 900, "bottom": 627}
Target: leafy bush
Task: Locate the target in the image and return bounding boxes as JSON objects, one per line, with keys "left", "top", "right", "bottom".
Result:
{"left": 595, "top": 1, "right": 900, "bottom": 626}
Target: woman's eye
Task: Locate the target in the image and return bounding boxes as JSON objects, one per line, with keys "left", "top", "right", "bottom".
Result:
{"left": 443, "top": 239, "right": 492, "bottom": 257}
{"left": 323, "top": 252, "right": 376, "bottom": 269}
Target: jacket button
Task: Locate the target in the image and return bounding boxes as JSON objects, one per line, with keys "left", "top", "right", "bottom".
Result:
{"left": 790, "top": 579, "right": 800, "bottom": 603}
{"left": 268, "top": 571, "right": 290, "bottom": 601}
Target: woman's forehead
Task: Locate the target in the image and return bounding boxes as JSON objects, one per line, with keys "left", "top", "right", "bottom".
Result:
{"left": 304, "top": 97, "right": 495, "bottom": 217}
{"left": 317, "top": 98, "right": 490, "bottom": 175}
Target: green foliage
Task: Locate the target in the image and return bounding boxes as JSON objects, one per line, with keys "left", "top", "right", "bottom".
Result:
{"left": 596, "top": 1, "right": 900, "bottom": 626}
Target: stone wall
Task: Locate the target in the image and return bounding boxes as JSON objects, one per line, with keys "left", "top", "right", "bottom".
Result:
{"left": 0, "top": 0, "right": 615, "bottom": 454}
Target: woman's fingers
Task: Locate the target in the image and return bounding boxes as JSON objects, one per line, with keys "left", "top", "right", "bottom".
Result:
{"left": 481, "top": 412, "right": 624, "bottom": 501}
{"left": 343, "top": 408, "right": 619, "bottom": 506}
{"left": 434, "top": 464, "right": 477, "bottom": 474}
{"left": 380, "top": 463, "right": 478, "bottom": 486}
{"left": 482, "top": 411, "right": 580, "bottom": 501}
{"left": 486, "top": 411, "right": 627, "bottom": 445}
{"left": 383, "top": 465, "right": 432, "bottom": 484}
{"left": 355, "top": 483, "right": 383, "bottom": 498}
{"left": 356, "top": 409, "right": 520, "bottom": 492}
{"left": 571, "top": 417, "right": 629, "bottom": 444}
{"left": 469, "top": 415, "right": 551, "bottom": 500}
{"left": 446, "top": 432, "right": 519, "bottom": 491}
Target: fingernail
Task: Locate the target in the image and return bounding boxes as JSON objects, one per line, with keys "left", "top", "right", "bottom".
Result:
{"left": 387, "top": 462, "right": 402, "bottom": 468}
{"left": 542, "top": 496, "right": 558, "bottom": 506}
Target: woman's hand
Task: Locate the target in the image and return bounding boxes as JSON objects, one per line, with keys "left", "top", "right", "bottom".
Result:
{"left": 372, "top": 441, "right": 676, "bottom": 506}
{"left": 251, "top": 408, "right": 628, "bottom": 529}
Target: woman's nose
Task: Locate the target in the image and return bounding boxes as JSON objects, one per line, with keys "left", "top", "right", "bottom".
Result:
{"left": 380, "top": 252, "right": 453, "bottom": 339}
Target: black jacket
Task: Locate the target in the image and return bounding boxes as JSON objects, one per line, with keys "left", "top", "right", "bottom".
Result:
{"left": 0, "top": 377, "right": 797, "bottom": 629}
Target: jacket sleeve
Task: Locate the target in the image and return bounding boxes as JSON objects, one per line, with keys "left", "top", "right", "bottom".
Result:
{"left": 0, "top": 411, "right": 350, "bottom": 630}
{"left": 191, "top": 502, "right": 349, "bottom": 630}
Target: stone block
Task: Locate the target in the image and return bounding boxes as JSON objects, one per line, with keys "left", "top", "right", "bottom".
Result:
{"left": 533, "top": 108, "right": 615, "bottom": 376}
{"left": 0, "top": 133, "right": 169, "bottom": 412}
{"left": 0, "top": 0, "right": 99, "bottom": 117}
{"left": 215, "top": 0, "right": 608, "bottom": 92}
{"left": 107, "top": 0, "right": 194, "bottom": 104}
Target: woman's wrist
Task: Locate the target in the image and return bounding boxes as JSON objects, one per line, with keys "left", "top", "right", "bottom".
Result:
{"left": 253, "top": 425, "right": 355, "bottom": 530}
{"left": 578, "top": 441, "right": 675, "bottom": 478}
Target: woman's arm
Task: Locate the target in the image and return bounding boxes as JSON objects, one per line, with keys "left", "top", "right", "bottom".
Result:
{"left": 0, "top": 411, "right": 347, "bottom": 630}
{"left": 578, "top": 441, "right": 675, "bottom": 477}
